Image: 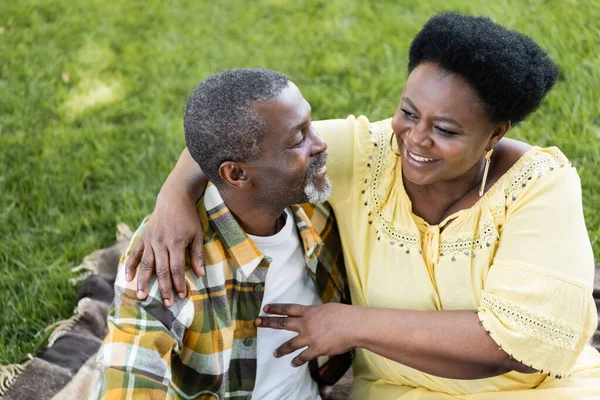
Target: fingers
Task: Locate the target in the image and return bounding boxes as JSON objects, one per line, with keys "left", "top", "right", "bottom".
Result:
{"left": 255, "top": 316, "right": 300, "bottom": 332}
{"left": 273, "top": 335, "right": 307, "bottom": 358}
{"left": 190, "top": 232, "right": 205, "bottom": 277}
{"left": 136, "top": 245, "right": 155, "bottom": 300}
{"left": 263, "top": 303, "right": 306, "bottom": 317}
{"left": 155, "top": 247, "right": 174, "bottom": 307}
{"left": 291, "top": 348, "right": 318, "bottom": 367}
{"left": 124, "top": 239, "right": 144, "bottom": 281}
{"left": 169, "top": 245, "right": 187, "bottom": 299}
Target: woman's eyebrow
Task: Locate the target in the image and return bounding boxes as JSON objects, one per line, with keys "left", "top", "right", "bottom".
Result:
{"left": 403, "top": 96, "right": 463, "bottom": 128}
{"left": 402, "top": 97, "right": 419, "bottom": 112}
{"left": 433, "top": 116, "right": 463, "bottom": 128}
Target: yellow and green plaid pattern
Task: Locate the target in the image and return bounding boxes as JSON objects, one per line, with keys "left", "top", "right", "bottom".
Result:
{"left": 97, "top": 183, "right": 351, "bottom": 399}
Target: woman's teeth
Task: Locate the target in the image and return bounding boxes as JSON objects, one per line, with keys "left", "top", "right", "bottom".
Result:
{"left": 408, "top": 151, "right": 436, "bottom": 163}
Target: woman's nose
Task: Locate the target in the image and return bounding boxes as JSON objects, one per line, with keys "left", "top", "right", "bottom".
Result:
{"left": 406, "top": 122, "right": 434, "bottom": 148}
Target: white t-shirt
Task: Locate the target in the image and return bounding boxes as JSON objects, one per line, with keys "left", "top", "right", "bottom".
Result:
{"left": 249, "top": 208, "right": 323, "bottom": 400}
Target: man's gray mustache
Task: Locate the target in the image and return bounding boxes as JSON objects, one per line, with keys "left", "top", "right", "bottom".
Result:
{"left": 307, "top": 152, "right": 328, "bottom": 174}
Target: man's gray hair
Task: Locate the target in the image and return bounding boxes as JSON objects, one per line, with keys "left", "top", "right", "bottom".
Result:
{"left": 184, "top": 68, "right": 290, "bottom": 186}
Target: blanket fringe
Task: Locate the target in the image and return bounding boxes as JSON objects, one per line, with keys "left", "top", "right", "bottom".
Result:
{"left": 0, "top": 224, "right": 133, "bottom": 396}
{"left": 45, "top": 314, "right": 83, "bottom": 348}
{"left": 70, "top": 223, "right": 133, "bottom": 283}
{"left": 116, "top": 223, "right": 133, "bottom": 242}
{"left": 69, "top": 270, "right": 94, "bottom": 286}
{"left": 0, "top": 354, "right": 33, "bottom": 397}
{"left": 71, "top": 251, "right": 101, "bottom": 275}
{"left": 45, "top": 298, "right": 92, "bottom": 347}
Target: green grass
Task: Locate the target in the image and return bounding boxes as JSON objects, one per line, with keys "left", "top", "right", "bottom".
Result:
{"left": 1, "top": 0, "right": 599, "bottom": 364}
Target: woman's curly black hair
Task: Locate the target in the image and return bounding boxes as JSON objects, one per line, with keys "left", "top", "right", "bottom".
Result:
{"left": 408, "top": 12, "right": 559, "bottom": 124}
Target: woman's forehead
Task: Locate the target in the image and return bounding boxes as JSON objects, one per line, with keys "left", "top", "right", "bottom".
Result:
{"left": 404, "top": 63, "right": 488, "bottom": 120}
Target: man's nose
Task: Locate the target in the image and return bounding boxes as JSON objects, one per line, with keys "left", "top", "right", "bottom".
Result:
{"left": 311, "top": 127, "right": 327, "bottom": 155}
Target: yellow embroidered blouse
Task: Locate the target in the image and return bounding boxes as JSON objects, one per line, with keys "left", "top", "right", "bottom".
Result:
{"left": 314, "top": 116, "right": 600, "bottom": 399}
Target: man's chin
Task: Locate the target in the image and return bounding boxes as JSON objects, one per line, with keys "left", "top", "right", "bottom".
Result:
{"left": 304, "top": 177, "right": 332, "bottom": 204}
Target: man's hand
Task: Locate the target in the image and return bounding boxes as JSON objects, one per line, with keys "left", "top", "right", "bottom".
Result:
{"left": 125, "top": 195, "right": 205, "bottom": 307}
{"left": 255, "top": 303, "right": 357, "bottom": 367}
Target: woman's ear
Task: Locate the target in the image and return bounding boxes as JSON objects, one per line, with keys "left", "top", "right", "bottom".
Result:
{"left": 219, "top": 161, "right": 250, "bottom": 188}
{"left": 489, "top": 121, "right": 511, "bottom": 149}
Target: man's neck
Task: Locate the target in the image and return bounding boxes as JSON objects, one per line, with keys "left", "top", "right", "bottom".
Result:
{"left": 222, "top": 191, "right": 287, "bottom": 237}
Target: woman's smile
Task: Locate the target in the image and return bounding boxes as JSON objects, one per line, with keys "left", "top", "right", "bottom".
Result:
{"left": 406, "top": 149, "right": 441, "bottom": 164}
{"left": 402, "top": 142, "right": 443, "bottom": 170}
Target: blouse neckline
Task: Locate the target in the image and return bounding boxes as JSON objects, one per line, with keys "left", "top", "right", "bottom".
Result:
{"left": 395, "top": 146, "right": 541, "bottom": 229}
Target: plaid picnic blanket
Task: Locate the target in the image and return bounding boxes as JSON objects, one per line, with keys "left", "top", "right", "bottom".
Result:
{"left": 1, "top": 226, "right": 599, "bottom": 400}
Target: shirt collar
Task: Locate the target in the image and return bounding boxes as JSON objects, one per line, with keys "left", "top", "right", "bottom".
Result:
{"left": 290, "top": 204, "right": 322, "bottom": 273}
{"left": 201, "top": 183, "right": 324, "bottom": 278}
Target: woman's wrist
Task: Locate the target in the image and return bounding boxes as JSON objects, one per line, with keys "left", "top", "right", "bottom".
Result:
{"left": 345, "top": 305, "right": 369, "bottom": 350}
{"left": 158, "top": 179, "right": 196, "bottom": 203}
{"left": 348, "top": 307, "right": 410, "bottom": 353}
{"left": 160, "top": 147, "right": 207, "bottom": 204}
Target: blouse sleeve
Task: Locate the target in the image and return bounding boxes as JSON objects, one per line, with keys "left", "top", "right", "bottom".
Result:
{"left": 312, "top": 115, "right": 373, "bottom": 208}
{"left": 477, "top": 149, "right": 598, "bottom": 378}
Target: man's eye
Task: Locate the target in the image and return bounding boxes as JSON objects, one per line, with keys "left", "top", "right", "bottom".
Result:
{"left": 401, "top": 109, "right": 417, "bottom": 120}
{"left": 294, "top": 134, "right": 306, "bottom": 147}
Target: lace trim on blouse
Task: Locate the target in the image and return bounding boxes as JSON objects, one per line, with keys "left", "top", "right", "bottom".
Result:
{"left": 439, "top": 223, "right": 498, "bottom": 260}
{"left": 363, "top": 122, "right": 421, "bottom": 252}
{"left": 481, "top": 292, "right": 585, "bottom": 350}
{"left": 505, "top": 151, "right": 570, "bottom": 201}
{"left": 362, "top": 121, "right": 571, "bottom": 258}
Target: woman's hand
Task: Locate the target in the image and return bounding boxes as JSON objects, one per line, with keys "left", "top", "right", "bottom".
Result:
{"left": 125, "top": 192, "right": 205, "bottom": 307}
{"left": 124, "top": 148, "right": 208, "bottom": 307}
{"left": 255, "top": 303, "right": 357, "bottom": 367}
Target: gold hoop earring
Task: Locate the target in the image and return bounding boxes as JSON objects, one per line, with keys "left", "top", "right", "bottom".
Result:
{"left": 389, "top": 132, "right": 402, "bottom": 157}
{"left": 479, "top": 148, "right": 494, "bottom": 197}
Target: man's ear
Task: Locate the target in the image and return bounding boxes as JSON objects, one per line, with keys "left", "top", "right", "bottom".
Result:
{"left": 219, "top": 161, "right": 251, "bottom": 188}
{"left": 488, "top": 121, "right": 511, "bottom": 149}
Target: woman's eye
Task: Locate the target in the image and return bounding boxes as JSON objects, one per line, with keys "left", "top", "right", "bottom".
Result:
{"left": 401, "top": 109, "right": 417, "bottom": 120}
{"left": 434, "top": 126, "right": 457, "bottom": 136}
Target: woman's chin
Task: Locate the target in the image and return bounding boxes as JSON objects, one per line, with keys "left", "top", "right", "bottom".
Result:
{"left": 404, "top": 174, "right": 433, "bottom": 187}
{"left": 402, "top": 164, "right": 440, "bottom": 186}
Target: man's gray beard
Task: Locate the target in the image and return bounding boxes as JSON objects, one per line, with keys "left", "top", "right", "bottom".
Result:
{"left": 303, "top": 156, "right": 332, "bottom": 204}
{"left": 304, "top": 175, "right": 332, "bottom": 203}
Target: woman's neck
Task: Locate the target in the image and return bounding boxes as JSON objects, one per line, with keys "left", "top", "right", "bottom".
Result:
{"left": 403, "top": 158, "right": 486, "bottom": 225}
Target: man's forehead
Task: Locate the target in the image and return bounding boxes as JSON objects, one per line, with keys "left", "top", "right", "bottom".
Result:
{"left": 254, "top": 83, "right": 311, "bottom": 125}
{"left": 275, "top": 82, "right": 305, "bottom": 106}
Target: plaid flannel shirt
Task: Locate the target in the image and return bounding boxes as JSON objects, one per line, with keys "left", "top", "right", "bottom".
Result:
{"left": 97, "top": 183, "right": 351, "bottom": 399}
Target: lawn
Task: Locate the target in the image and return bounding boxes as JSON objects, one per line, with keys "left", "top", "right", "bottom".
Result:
{"left": 1, "top": 0, "right": 599, "bottom": 365}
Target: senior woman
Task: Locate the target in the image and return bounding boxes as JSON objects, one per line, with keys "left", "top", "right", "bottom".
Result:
{"left": 125, "top": 13, "right": 600, "bottom": 399}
